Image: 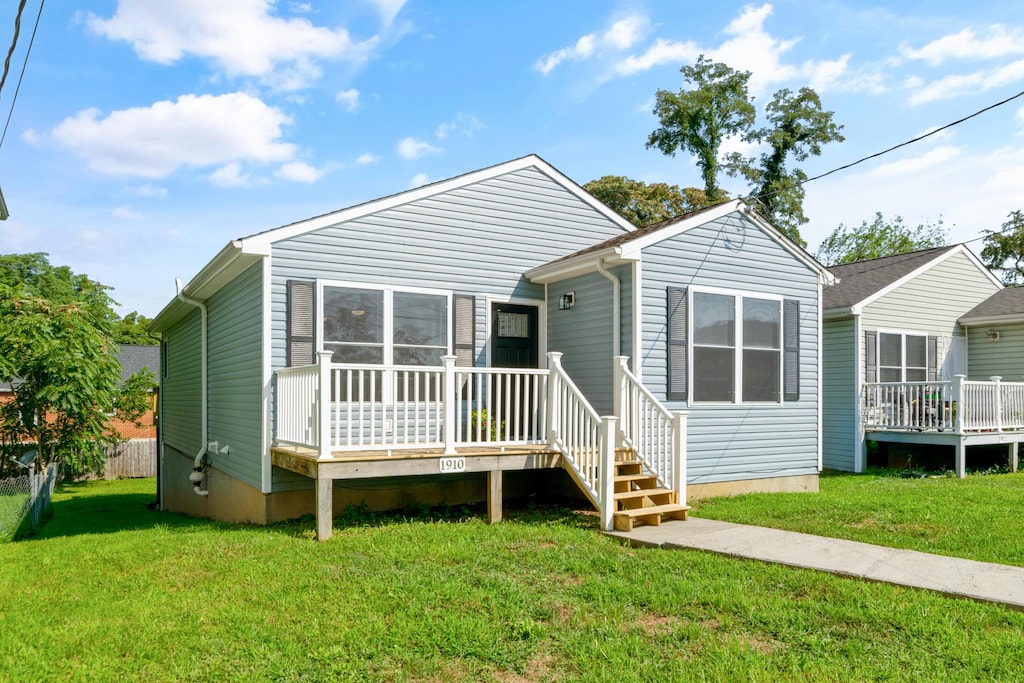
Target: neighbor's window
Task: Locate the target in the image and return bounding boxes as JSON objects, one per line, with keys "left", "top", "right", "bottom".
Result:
{"left": 691, "top": 292, "right": 780, "bottom": 403}
{"left": 322, "top": 285, "right": 448, "bottom": 366}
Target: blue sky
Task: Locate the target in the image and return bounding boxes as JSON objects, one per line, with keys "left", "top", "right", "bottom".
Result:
{"left": 3, "top": 0, "right": 1024, "bottom": 317}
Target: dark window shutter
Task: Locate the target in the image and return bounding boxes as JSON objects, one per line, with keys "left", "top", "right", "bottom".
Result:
{"left": 783, "top": 299, "right": 800, "bottom": 401}
{"left": 667, "top": 287, "right": 688, "bottom": 401}
{"left": 927, "top": 335, "right": 938, "bottom": 382}
{"left": 287, "top": 280, "right": 316, "bottom": 366}
{"left": 865, "top": 331, "right": 877, "bottom": 383}
{"left": 453, "top": 294, "right": 476, "bottom": 367}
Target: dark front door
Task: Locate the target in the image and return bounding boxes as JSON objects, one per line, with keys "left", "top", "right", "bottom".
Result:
{"left": 492, "top": 303, "right": 539, "bottom": 369}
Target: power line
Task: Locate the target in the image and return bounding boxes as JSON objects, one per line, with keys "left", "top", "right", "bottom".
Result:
{"left": 0, "top": 0, "right": 42, "bottom": 150}
{"left": 0, "top": 0, "right": 28, "bottom": 98}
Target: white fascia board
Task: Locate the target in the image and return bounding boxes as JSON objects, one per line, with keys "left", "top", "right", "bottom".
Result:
{"left": 823, "top": 307, "right": 856, "bottom": 321}
{"left": 856, "top": 245, "right": 997, "bottom": 311}
{"left": 238, "top": 155, "right": 635, "bottom": 252}
{"left": 959, "top": 244, "right": 1005, "bottom": 289}
{"left": 958, "top": 314, "right": 1024, "bottom": 326}
{"left": 525, "top": 247, "right": 629, "bottom": 284}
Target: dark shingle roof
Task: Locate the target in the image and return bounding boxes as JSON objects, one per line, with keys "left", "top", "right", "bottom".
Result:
{"left": 960, "top": 287, "right": 1024, "bottom": 322}
{"left": 823, "top": 246, "right": 958, "bottom": 311}
{"left": 117, "top": 344, "right": 160, "bottom": 381}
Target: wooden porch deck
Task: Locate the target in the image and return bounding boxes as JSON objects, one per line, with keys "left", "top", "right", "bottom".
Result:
{"left": 271, "top": 444, "right": 563, "bottom": 540}
{"left": 864, "top": 428, "right": 1023, "bottom": 477}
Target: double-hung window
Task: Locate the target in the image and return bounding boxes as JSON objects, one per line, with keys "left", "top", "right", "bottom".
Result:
{"left": 321, "top": 284, "right": 449, "bottom": 366}
{"left": 668, "top": 287, "right": 799, "bottom": 405}
{"left": 873, "top": 331, "right": 931, "bottom": 382}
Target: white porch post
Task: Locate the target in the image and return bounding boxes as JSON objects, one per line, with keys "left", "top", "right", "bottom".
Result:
{"left": 547, "top": 352, "right": 563, "bottom": 447}
{"left": 990, "top": 376, "right": 1003, "bottom": 432}
{"left": 672, "top": 411, "right": 687, "bottom": 506}
{"left": 612, "top": 356, "right": 629, "bottom": 447}
{"left": 317, "top": 351, "right": 333, "bottom": 459}
{"left": 442, "top": 355, "right": 458, "bottom": 454}
{"left": 953, "top": 375, "right": 966, "bottom": 434}
{"left": 599, "top": 415, "right": 617, "bottom": 532}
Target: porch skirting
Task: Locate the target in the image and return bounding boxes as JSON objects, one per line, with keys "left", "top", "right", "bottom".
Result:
{"left": 686, "top": 473, "right": 819, "bottom": 501}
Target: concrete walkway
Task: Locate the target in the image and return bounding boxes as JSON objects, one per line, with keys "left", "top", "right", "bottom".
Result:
{"left": 607, "top": 518, "right": 1024, "bottom": 611}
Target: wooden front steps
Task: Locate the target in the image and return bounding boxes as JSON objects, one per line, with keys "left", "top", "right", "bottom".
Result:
{"left": 612, "top": 458, "right": 690, "bottom": 532}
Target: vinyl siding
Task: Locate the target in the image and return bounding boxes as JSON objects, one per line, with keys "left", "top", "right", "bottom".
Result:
{"left": 547, "top": 264, "right": 632, "bottom": 414}
{"left": 205, "top": 261, "right": 264, "bottom": 490}
{"left": 966, "top": 323, "right": 1024, "bottom": 380}
{"left": 822, "top": 317, "right": 857, "bottom": 471}
{"left": 640, "top": 212, "right": 821, "bottom": 484}
{"left": 160, "top": 308, "right": 202, "bottom": 456}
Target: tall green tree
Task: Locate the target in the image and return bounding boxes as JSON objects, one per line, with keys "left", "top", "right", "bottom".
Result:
{"left": 726, "top": 88, "right": 844, "bottom": 247}
{"left": 583, "top": 175, "right": 712, "bottom": 227}
{"left": 113, "top": 311, "right": 159, "bottom": 345}
{"left": 646, "top": 55, "right": 755, "bottom": 203}
{"left": 0, "top": 256, "right": 153, "bottom": 476}
{"left": 980, "top": 210, "right": 1024, "bottom": 285}
{"left": 816, "top": 213, "right": 948, "bottom": 266}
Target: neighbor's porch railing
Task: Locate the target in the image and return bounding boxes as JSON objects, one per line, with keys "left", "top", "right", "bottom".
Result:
{"left": 862, "top": 375, "right": 1024, "bottom": 433}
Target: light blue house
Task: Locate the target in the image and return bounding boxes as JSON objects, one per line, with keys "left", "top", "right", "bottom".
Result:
{"left": 152, "top": 155, "right": 833, "bottom": 538}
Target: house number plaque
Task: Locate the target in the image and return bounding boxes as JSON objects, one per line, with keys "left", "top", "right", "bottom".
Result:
{"left": 439, "top": 457, "right": 466, "bottom": 473}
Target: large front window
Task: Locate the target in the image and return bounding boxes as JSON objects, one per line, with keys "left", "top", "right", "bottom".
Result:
{"left": 692, "top": 291, "right": 780, "bottom": 403}
{"left": 322, "top": 285, "right": 449, "bottom": 365}
{"left": 879, "top": 332, "right": 927, "bottom": 382}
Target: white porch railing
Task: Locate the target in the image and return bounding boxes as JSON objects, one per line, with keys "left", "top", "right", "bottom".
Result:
{"left": 613, "top": 356, "right": 686, "bottom": 508}
{"left": 863, "top": 375, "right": 1024, "bottom": 433}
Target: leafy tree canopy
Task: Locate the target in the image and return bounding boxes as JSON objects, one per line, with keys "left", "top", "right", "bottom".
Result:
{"left": 816, "top": 213, "right": 948, "bottom": 266}
{"left": 114, "top": 311, "right": 159, "bottom": 345}
{"left": 646, "top": 55, "right": 755, "bottom": 204}
{"left": 647, "top": 57, "right": 843, "bottom": 248}
{"left": 980, "top": 210, "right": 1024, "bottom": 285}
{"left": 583, "top": 175, "right": 713, "bottom": 227}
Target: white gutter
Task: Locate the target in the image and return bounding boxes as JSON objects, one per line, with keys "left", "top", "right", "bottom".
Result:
{"left": 176, "top": 278, "right": 210, "bottom": 496}
{"left": 595, "top": 259, "right": 621, "bottom": 357}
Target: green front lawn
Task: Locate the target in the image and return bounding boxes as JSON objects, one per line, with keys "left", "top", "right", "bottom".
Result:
{"left": 693, "top": 470, "right": 1024, "bottom": 567}
{"left": 1, "top": 478, "right": 1023, "bottom": 681}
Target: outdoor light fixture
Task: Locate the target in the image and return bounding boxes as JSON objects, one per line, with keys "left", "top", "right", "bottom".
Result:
{"left": 351, "top": 309, "right": 366, "bottom": 316}
{"left": 558, "top": 292, "right": 575, "bottom": 310}
{"left": 987, "top": 329, "right": 1000, "bottom": 341}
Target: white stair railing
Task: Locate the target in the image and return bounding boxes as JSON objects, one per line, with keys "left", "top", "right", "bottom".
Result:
{"left": 613, "top": 356, "right": 686, "bottom": 507}
{"left": 546, "top": 352, "right": 615, "bottom": 530}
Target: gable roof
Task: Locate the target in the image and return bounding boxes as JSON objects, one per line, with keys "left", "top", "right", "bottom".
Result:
{"left": 959, "top": 286, "right": 1024, "bottom": 325}
{"left": 526, "top": 199, "right": 834, "bottom": 285}
{"left": 823, "top": 244, "right": 1001, "bottom": 314}
{"left": 152, "top": 154, "right": 634, "bottom": 332}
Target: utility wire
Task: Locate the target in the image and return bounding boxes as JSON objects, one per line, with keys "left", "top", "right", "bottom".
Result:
{"left": 0, "top": 0, "right": 42, "bottom": 150}
{"left": 0, "top": 0, "right": 28, "bottom": 98}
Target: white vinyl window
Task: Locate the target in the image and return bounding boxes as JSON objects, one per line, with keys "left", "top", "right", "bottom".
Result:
{"left": 691, "top": 290, "right": 781, "bottom": 404}
{"left": 878, "top": 331, "right": 928, "bottom": 382}
{"left": 321, "top": 283, "right": 450, "bottom": 366}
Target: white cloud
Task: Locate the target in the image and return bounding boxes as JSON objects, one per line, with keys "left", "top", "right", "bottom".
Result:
{"left": 901, "top": 26, "right": 1024, "bottom": 66}
{"left": 112, "top": 205, "right": 142, "bottom": 219}
{"left": 289, "top": 2, "right": 314, "bottom": 14}
{"left": 22, "top": 129, "right": 39, "bottom": 144}
{"left": 409, "top": 173, "right": 429, "bottom": 188}
{"left": 50, "top": 92, "right": 296, "bottom": 178}
{"left": 85, "top": 0, "right": 378, "bottom": 90}
{"left": 537, "top": 14, "right": 649, "bottom": 75}
{"left": 396, "top": 136, "right": 441, "bottom": 160}
{"left": 614, "top": 38, "right": 700, "bottom": 75}
{"left": 355, "top": 152, "right": 380, "bottom": 165}
{"left": 908, "top": 58, "right": 1024, "bottom": 105}
{"left": 130, "top": 183, "right": 169, "bottom": 198}
{"left": 275, "top": 161, "right": 324, "bottom": 182}
{"left": 367, "top": 0, "right": 407, "bottom": 27}
{"left": 435, "top": 113, "right": 483, "bottom": 140}
{"left": 336, "top": 88, "right": 360, "bottom": 111}
{"left": 209, "top": 162, "right": 254, "bottom": 187}
{"left": 866, "top": 146, "right": 962, "bottom": 178}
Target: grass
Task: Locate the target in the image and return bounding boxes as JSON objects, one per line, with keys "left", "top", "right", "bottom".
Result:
{"left": 692, "top": 469, "right": 1024, "bottom": 567}
{"left": 1, "top": 479, "right": 1023, "bottom": 682}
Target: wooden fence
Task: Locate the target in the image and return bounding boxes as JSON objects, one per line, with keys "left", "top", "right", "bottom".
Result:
{"left": 83, "top": 438, "right": 157, "bottom": 480}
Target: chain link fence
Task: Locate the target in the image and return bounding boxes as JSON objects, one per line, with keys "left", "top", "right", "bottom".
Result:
{"left": 0, "top": 458, "right": 59, "bottom": 541}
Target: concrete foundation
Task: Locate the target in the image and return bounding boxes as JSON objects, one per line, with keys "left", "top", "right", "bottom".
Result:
{"left": 686, "top": 473, "right": 819, "bottom": 502}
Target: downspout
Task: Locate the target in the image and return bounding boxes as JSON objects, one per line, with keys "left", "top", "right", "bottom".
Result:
{"left": 595, "top": 259, "right": 620, "bottom": 358}
{"left": 176, "top": 278, "right": 210, "bottom": 496}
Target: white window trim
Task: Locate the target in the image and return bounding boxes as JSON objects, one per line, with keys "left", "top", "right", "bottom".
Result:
{"left": 689, "top": 285, "right": 784, "bottom": 406}
{"left": 876, "top": 328, "right": 929, "bottom": 383}
{"left": 317, "top": 280, "right": 452, "bottom": 366}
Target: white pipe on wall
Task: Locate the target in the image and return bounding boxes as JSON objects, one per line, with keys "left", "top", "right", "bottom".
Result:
{"left": 595, "top": 259, "right": 621, "bottom": 358}
{"left": 175, "top": 278, "right": 210, "bottom": 496}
